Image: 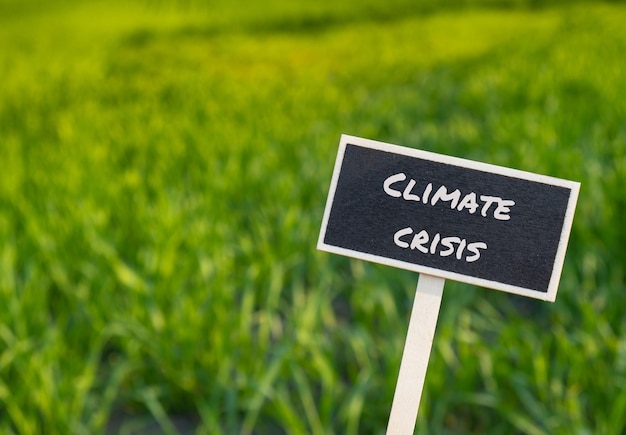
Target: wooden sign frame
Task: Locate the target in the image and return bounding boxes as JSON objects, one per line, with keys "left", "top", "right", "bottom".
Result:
{"left": 318, "top": 135, "right": 580, "bottom": 302}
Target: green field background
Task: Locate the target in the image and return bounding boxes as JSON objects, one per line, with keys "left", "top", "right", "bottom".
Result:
{"left": 1, "top": 0, "right": 625, "bottom": 433}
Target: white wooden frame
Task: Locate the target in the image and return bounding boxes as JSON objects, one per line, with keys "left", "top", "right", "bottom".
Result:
{"left": 318, "top": 134, "right": 580, "bottom": 302}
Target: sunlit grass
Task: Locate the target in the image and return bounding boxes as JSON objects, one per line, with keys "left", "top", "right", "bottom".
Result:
{"left": 1, "top": 0, "right": 625, "bottom": 433}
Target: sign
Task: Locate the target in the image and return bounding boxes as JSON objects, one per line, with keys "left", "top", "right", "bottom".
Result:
{"left": 318, "top": 135, "right": 580, "bottom": 301}
{"left": 317, "top": 135, "right": 580, "bottom": 434}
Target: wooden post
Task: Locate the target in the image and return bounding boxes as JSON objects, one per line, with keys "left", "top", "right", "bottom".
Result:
{"left": 386, "top": 274, "right": 445, "bottom": 434}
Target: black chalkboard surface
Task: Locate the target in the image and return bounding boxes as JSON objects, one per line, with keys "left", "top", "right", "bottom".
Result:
{"left": 318, "top": 135, "right": 580, "bottom": 301}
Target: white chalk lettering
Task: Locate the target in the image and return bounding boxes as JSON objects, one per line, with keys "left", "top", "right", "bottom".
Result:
{"left": 393, "top": 226, "right": 412, "bottom": 248}
{"left": 465, "top": 242, "right": 488, "bottom": 262}
{"left": 431, "top": 186, "right": 461, "bottom": 209}
{"left": 383, "top": 173, "right": 406, "bottom": 198}
{"left": 479, "top": 195, "right": 500, "bottom": 218}
{"left": 494, "top": 199, "right": 515, "bottom": 221}
{"left": 382, "top": 173, "right": 515, "bottom": 220}
{"left": 422, "top": 183, "right": 433, "bottom": 203}
{"left": 456, "top": 192, "right": 479, "bottom": 214}
{"left": 410, "top": 229, "right": 429, "bottom": 253}
{"left": 440, "top": 237, "right": 460, "bottom": 257}
{"left": 429, "top": 233, "right": 441, "bottom": 254}
{"left": 393, "top": 227, "right": 487, "bottom": 263}
{"left": 455, "top": 239, "right": 467, "bottom": 260}
{"left": 403, "top": 179, "right": 420, "bottom": 202}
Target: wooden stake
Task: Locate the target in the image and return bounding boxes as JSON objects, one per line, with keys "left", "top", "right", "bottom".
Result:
{"left": 386, "top": 274, "right": 445, "bottom": 434}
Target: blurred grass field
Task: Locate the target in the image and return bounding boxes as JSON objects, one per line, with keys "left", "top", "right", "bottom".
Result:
{"left": 1, "top": 0, "right": 626, "bottom": 433}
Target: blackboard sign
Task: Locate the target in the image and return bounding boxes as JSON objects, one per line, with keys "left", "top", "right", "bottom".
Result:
{"left": 318, "top": 135, "right": 580, "bottom": 301}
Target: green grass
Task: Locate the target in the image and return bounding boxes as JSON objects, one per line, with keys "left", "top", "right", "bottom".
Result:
{"left": 1, "top": 0, "right": 625, "bottom": 433}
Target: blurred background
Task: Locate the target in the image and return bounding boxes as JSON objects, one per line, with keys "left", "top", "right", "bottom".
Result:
{"left": 1, "top": 0, "right": 625, "bottom": 433}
